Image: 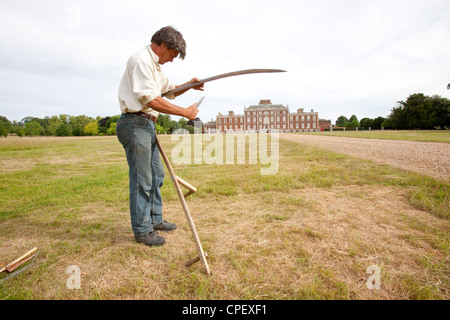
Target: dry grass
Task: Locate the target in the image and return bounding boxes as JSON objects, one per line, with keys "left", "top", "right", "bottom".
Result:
{"left": 280, "top": 132, "right": 450, "bottom": 181}
{"left": 0, "top": 135, "right": 449, "bottom": 300}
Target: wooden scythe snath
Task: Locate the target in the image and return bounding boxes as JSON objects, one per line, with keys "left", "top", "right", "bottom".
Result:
{"left": 157, "top": 68, "right": 286, "bottom": 275}
{"left": 155, "top": 135, "right": 210, "bottom": 275}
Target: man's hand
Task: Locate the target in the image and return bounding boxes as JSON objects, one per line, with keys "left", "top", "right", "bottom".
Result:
{"left": 184, "top": 104, "right": 199, "bottom": 121}
{"left": 189, "top": 78, "right": 204, "bottom": 91}
{"left": 147, "top": 97, "right": 199, "bottom": 120}
{"left": 174, "top": 78, "right": 204, "bottom": 97}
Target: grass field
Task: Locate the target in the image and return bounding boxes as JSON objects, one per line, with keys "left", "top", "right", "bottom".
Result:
{"left": 0, "top": 133, "right": 449, "bottom": 300}
{"left": 305, "top": 130, "right": 450, "bottom": 143}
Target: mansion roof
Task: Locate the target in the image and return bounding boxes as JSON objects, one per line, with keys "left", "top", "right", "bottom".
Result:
{"left": 245, "top": 104, "right": 287, "bottom": 111}
{"left": 217, "top": 100, "right": 318, "bottom": 118}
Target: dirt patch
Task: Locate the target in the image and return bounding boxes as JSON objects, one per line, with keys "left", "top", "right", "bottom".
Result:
{"left": 280, "top": 133, "right": 450, "bottom": 181}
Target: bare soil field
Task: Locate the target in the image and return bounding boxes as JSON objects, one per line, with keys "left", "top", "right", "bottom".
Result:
{"left": 280, "top": 133, "right": 450, "bottom": 181}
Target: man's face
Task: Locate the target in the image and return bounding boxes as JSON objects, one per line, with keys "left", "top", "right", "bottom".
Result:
{"left": 159, "top": 44, "right": 179, "bottom": 64}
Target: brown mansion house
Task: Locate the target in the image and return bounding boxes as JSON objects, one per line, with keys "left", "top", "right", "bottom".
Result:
{"left": 203, "top": 100, "right": 331, "bottom": 133}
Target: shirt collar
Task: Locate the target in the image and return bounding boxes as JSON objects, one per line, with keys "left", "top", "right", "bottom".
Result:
{"left": 146, "top": 45, "right": 161, "bottom": 70}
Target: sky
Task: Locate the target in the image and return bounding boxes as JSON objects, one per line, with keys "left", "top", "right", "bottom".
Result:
{"left": 0, "top": 0, "right": 449, "bottom": 124}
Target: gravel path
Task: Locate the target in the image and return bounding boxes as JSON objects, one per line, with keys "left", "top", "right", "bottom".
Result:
{"left": 279, "top": 133, "right": 450, "bottom": 181}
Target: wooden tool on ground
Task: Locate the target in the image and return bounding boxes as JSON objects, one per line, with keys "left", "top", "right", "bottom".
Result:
{"left": 155, "top": 135, "right": 211, "bottom": 275}
{"left": 0, "top": 247, "right": 38, "bottom": 273}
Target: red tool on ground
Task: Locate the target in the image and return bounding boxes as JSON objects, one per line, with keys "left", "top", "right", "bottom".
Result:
{"left": 0, "top": 247, "right": 38, "bottom": 274}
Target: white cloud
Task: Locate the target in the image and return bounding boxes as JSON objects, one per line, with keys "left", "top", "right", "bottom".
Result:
{"left": 0, "top": 0, "right": 449, "bottom": 124}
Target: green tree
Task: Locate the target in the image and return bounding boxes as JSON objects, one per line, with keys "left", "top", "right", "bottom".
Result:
{"left": 106, "top": 122, "right": 116, "bottom": 135}
{"left": 0, "top": 116, "right": 13, "bottom": 133}
{"left": 335, "top": 115, "right": 348, "bottom": 127}
{"left": 157, "top": 114, "right": 173, "bottom": 133}
{"left": 178, "top": 118, "right": 187, "bottom": 129}
{"left": 360, "top": 118, "right": 373, "bottom": 129}
{"left": 59, "top": 114, "right": 69, "bottom": 124}
{"left": 0, "top": 121, "right": 7, "bottom": 137}
{"left": 346, "top": 120, "right": 359, "bottom": 130}
{"left": 388, "top": 104, "right": 405, "bottom": 129}
{"left": 21, "top": 116, "right": 36, "bottom": 124}
{"left": 15, "top": 128, "right": 24, "bottom": 137}
{"left": 29, "top": 117, "right": 49, "bottom": 131}
{"left": 390, "top": 93, "right": 444, "bottom": 129}
{"left": 184, "top": 125, "right": 194, "bottom": 134}
{"left": 106, "top": 115, "right": 120, "bottom": 129}
{"left": 70, "top": 115, "right": 93, "bottom": 136}
{"left": 381, "top": 118, "right": 392, "bottom": 129}
{"left": 345, "top": 115, "right": 359, "bottom": 129}
{"left": 56, "top": 123, "right": 72, "bottom": 136}
{"left": 45, "top": 116, "right": 63, "bottom": 136}
{"left": 348, "top": 115, "right": 358, "bottom": 123}
{"left": 170, "top": 120, "right": 180, "bottom": 132}
{"left": 372, "top": 116, "right": 386, "bottom": 129}
{"left": 24, "top": 121, "right": 42, "bottom": 136}
{"left": 154, "top": 123, "right": 163, "bottom": 134}
{"left": 430, "top": 95, "right": 450, "bottom": 128}
{"left": 83, "top": 122, "right": 99, "bottom": 136}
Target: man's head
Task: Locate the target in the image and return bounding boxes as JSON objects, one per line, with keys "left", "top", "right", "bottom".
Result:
{"left": 151, "top": 26, "right": 186, "bottom": 64}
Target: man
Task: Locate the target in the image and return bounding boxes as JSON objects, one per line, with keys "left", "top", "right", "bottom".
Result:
{"left": 116, "top": 26, "right": 203, "bottom": 247}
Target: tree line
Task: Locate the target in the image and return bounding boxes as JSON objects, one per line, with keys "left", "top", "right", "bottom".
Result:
{"left": 0, "top": 113, "right": 197, "bottom": 138}
{"left": 1, "top": 92, "right": 448, "bottom": 137}
{"left": 334, "top": 93, "right": 449, "bottom": 130}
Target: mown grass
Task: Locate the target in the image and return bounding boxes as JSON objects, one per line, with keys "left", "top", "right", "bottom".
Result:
{"left": 304, "top": 130, "right": 450, "bottom": 143}
{"left": 0, "top": 135, "right": 448, "bottom": 300}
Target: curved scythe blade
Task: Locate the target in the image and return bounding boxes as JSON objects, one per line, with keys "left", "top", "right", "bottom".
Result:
{"left": 162, "top": 68, "right": 286, "bottom": 97}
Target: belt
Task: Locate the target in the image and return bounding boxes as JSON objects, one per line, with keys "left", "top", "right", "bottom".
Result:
{"left": 132, "top": 112, "right": 158, "bottom": 123}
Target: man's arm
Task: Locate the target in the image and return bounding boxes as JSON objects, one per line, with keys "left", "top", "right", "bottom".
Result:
{"left": 147, "top": 77, "right": 202, "bottom": 120}
{"left": 147, "top": 97, "right": 199, "bottom": 120}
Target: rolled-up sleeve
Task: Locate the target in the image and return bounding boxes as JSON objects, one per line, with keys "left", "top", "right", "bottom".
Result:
{"left": 131, "top": 62, "right": 177, "bottom": 104}
{"left": 131, "top": 62, "right": 160, "bottom": 105}
{"left": 162, "top": 82, "right": 177, "bottom": 100}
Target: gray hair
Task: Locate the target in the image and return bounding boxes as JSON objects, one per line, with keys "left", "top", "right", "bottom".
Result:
{"left": 151, "top": 26, "right": 186, "bottom": 60}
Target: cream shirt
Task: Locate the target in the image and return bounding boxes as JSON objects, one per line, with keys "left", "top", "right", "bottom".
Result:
{"left": 118, "top": 45, "right": 176, "bottom": 118}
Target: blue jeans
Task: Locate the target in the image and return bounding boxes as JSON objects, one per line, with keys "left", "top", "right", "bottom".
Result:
{"left": 116, "top": 113, "right": 165, "bottom": 237}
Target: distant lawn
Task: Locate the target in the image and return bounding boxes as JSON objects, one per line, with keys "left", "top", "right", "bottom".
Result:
{"left": 302, "top": 130, "right": 450, "bottom": 143}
